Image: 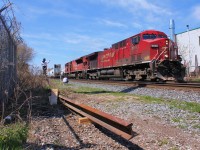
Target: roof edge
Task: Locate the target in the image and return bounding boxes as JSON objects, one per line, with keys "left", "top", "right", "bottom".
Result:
{"left": 176, "top": 26, "right": 200, "bottom": 35}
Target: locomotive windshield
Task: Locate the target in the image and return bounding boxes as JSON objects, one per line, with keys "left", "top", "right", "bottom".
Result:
{"left": 143, "top": 34, "right": 156, "bottom": 39}
{"left": 143, "top": 33, "right": 167, "bottom": 39}
{"left": 158, "top": 34, "right": 167, "bottom": 38}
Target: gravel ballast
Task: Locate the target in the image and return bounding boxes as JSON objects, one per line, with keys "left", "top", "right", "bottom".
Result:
{"left": 25, "top": 80, "right": 200, "bottom": 150}
{"left": 70, "top": 81, "right": 200, "bottom": 103}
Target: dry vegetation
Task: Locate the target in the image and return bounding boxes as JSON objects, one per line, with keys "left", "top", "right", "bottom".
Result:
{"left": 0, "top": 41, "right": 50, "bottom": 149}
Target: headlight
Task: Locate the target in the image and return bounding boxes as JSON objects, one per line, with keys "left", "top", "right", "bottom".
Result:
{"left": 165, "top": 55, "right": 168, "bottom": 58}
{"left": 166, "top": 40, "right": 168, "bottom": 45}
{"left": 151, "top": 44, "right": 159, "bottom": 48}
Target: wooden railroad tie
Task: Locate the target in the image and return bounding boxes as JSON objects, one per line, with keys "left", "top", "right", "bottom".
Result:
{"left": 78, "top": 117, "right": 92, "bottom": 124}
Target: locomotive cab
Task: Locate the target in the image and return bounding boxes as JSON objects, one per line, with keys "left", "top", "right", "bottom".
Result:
{"left": 140, "top": 30, "right": 185, "bottom": 81}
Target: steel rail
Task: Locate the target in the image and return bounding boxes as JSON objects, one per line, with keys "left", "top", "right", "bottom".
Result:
{"left": 69, "top": 79, "right": 200, "bottom": 90}
{"left": 59, "top": 95, "right": 133, "bottom": 140}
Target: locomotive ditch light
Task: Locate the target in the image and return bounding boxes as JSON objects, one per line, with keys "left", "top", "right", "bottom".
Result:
{"left": 151, "top": 44, "right": 159, "bottom": 48}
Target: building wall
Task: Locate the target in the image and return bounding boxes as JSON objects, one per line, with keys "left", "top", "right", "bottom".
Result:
{"left": 176, "top": 27, "right": 200, "bottom": 72}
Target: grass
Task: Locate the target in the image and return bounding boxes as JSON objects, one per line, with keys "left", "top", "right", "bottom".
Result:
{"left": 192, "top": 124, "right": 200, "bottom": 129}
{"left": 74, "top": 86, "right": 107, "bottom": 94}
{"left": 50, "top": 79, "right": 200, "bottom": 113}
{"left": 189, "top": 77, "right": 200, "bottom": 82}
{"left": 0, "top": 122, "right": 28, "bottom": 149}
{"left": 140, "top": 96, "right": 163, "bottom": 103}
{"left": 172, "top": 117, "right": 182, "bottom": 123}
{"left": 73, "top": 86, "right": 200, "bottom": 113}
{"left": 178, "top": 124, "right": 187, "bottom": 129}
{"left": 169, "top": 101, "right": 200, "bottom": 113}
{"left": 158, "top": 138, "right": 168, "bottom": 146}
{"left": 169, "top": 147, "right": 179, "bottom": 150}
{"left": 50, "top": 79, "right": 73, "bottom": 89}
{"left": 75, "top": 86, "right": 200, "bottom": 113}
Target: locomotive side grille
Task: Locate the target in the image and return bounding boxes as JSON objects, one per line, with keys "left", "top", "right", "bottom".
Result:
{"left": 131, "top": 55, "right": 136, "bottom": 63}
{"left": 90, "top": 60, "right": 98, "bottom": 69}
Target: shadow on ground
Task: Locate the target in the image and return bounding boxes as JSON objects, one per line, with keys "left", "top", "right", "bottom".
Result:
{"left": 94, "top": 124, "right": 143, "bottom": 150}
{"left": 24, "top": 143, "right": 96, "bottom": 150}
{"left": 120, "top": 84, "right": 147, "bottom": 93}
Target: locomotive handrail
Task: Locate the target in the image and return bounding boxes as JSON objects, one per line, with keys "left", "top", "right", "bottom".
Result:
{"left": 154, "top": 47, "right": 167, "bottom": 61}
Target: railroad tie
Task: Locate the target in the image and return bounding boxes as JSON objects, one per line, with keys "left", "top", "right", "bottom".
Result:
{"left": 78, "top": 117, "right": 92, "bottom": 124}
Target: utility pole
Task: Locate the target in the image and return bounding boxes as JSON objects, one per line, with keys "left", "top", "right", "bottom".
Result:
{"left": 186, "top": 25, "right": 191, "bottom": 76}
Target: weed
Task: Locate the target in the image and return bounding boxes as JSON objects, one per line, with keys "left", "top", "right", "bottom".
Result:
{"left": 140, "top": 96, "right": 163, "bottom": 103}
{"left": 169, "top": 146, "right": 179, "bottom": 150}
{"left": 192, "top": 124, "right": 200, "bottom": 129}
{"left": 189, "top": 78, "right": 200, "bottom": 82}
{"left": 178, "top": 124, "right": 187, "bottom": 129}
{"left": 172, "top": 117, "right": 181, "bottom": 123}
{"left": 158, "top": 138, "right": 168, "bottom": 146}
{"left": 169, "top": 101, "right": 200, "bottom": 113}
{"left": 108, "top": 92, "right": 127, "bottom": 97}
{"left": 186, "top": 115, "right": 198, "bottom": 120}
{"left": 0, "top": 122, "right": 28, "bottom": 149}
{"left": 74, "top": 86, "right": 107, "bottom": 94}
{"left": 53, "top": 139, "right": 61, "bottom": 146}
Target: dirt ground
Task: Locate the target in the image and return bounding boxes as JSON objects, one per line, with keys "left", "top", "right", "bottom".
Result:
{"left": 25, "top": 87, "right": 200, "bottom": 150}
{"left": 65, "top": 90, "right": 200, "bottom": 150}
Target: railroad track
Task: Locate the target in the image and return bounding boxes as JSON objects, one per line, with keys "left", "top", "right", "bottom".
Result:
{"left": 57, "top": 93, "right": 133, "bottom": 140}
{"left": 69, "top": 79, "right": 200, "bottom": 91}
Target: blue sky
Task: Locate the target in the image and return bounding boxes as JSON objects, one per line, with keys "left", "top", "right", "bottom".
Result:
{"left": 2, "top": 0, "right": 200, "bottom": 69}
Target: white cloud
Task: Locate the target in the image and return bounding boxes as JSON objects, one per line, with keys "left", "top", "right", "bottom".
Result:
{"left": 64, "top": 34, "right": 90, "bottom": 44}
{"left": 22, "top": 33, "right": 58, "bottom": 41}
{"left": 99, "top": 19, "right": 127, "bottom": 28}
{"left": 20, "top": 5, "right": 81, "bottom": 20}
{"left": 22, "top": 31, "right": 109, "bottom": 52}
{"left": 64, "top": 33, "right": 108, "bottom": 51}
{"left": 134, "top": 0, "right": 172, "bottom": 15}
{"left": 192, "top": 5, "right": 200, "bottom": 20}
{"left": 99, "top": 0, "right": 172, "bottom": 15}
{"left": 132, "top": 22, "right": 143, "bottom": 29}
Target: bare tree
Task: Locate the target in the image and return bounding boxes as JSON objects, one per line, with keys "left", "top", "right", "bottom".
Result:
{"left": 1, "top": 1, "right": 48, "bottom": 124}
{"left": 17, "top": 43, "right": 34, "bottom": 65}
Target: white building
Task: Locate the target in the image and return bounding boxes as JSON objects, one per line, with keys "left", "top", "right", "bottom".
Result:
{"left": 176, "top": 27, "right": 200, "bottom": 72}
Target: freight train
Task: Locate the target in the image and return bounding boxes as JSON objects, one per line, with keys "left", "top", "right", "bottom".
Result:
{"left": 65, "top": 30, "right": 185, "bottom": 82}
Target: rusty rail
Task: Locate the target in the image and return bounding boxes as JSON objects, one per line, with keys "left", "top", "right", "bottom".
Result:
{"left": 59, "top": 95, "right": 133, "bottom": 140}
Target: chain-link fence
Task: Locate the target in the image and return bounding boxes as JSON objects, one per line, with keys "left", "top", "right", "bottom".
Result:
{"left": 0, "top": 13, "right": 17, "bottom": 103}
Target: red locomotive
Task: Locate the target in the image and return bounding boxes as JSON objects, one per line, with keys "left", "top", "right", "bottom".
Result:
{"left": 65, "top": 30, "right": 185, "bottom": 81}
